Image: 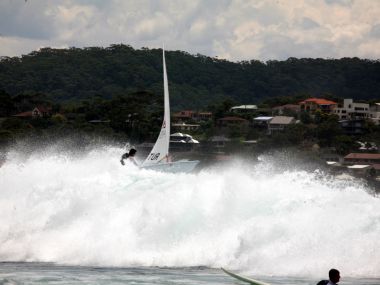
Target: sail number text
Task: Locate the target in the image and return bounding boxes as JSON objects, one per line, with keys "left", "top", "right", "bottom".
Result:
{"left": 149, "top": 153, "right": 160, "bottom": 160}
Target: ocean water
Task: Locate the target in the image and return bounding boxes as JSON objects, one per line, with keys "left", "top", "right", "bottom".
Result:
{"left": 0, "top": 145, "right": 379, "bottom": 284}
{"left": 1, "top": 263, "right": 380, "bottom": 285}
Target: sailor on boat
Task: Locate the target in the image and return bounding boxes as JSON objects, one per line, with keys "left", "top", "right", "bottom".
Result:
{"left": 120, "top": 148, "right": 138, "bottom": 166}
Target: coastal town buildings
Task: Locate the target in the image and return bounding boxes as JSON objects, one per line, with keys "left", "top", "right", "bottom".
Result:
{"left": 217, "top": 116, "right": 249, "bottom": 132}
{"left": 196, "top": 112, "right": 212, "bottom": 121}
{"left": 272, "top": 104, "right": 300, "bottom": 116}
{"left": 253, "top": 116, "right": 273, "bottom": 126}
{"left": 230, "top": 105, "right": 258, "bottom": 114}
{"left": 13, "top": 106, "right": 52, "bottom": 119}
{"left": 207, "top": 136, "right": 231, "bottom": 152}
{"left": 172, "top": 122, "right": 200, "bottom": 132}
{"left": 370, "top": 103, "right": 380, "bottom": 125}
{"left": 299, "top": 98, "right": 337, "bottom": 113}
{"left": 268, "top": 116, "right": 296, "bottom": 134}
{"left": 173, "top": 110, "right": 212, "bottom": 123}
{"left": 344, "top": 153, "right": 380, "bottom": 165}
{"left": 342, "top": 153, "right": 380, "bottom": 177}
{"left": 333, "top": 99, "right": 370, "bottom": 120}
{"left": 172, "top": 110, "right": 195, "bottom": 122}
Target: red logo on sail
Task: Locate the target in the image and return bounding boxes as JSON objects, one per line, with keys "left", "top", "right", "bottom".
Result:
{"left": 162, "top": 120, "right": 166, "bottom": 128}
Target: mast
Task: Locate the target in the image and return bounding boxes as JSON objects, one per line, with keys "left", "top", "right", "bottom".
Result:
{"left": 162, "top": 47, "right": 170, "bottom": 157}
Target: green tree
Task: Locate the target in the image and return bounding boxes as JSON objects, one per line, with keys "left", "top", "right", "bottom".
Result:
{"left": 333, "top": 135, "right": 357, "bottom": 155}
{"left": 316, "top": 116, "right": 342, "bottom": 147}
{"left": 0, "top": 90, "right": 15, "bottom": 116}
{"left": 300, "top": 111, "right": 312, "bottom": 124}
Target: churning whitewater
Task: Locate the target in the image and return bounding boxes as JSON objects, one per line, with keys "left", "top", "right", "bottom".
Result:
{"left": 0, "top": 145, "right": 379, "bottom": 278}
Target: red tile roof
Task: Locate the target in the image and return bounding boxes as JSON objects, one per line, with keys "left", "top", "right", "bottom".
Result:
{"left": 299, "top": 98, "right": 337, "bottom": 105}
{"left": 273, "top": 104, "right": 300, "bottom": 109}
{"left": 344, "top": 153, "right": 380, "bottom": 160}
{"left": 13, "top": 111, "right": 33, "bottom": 117}
{"left": 173, "top": 110, "right": 194, "bottom": 118}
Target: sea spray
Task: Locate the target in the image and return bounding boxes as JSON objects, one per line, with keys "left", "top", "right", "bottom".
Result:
{"left": 0, "top": 146, "right": 379, "bottom": 278}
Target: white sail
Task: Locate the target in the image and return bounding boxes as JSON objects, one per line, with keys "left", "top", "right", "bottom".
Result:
{"left": 142, "top": 48, "right": 170, "bottom": 167}
{"left": 140, "top": 47, "right": 200, "bottom": 173}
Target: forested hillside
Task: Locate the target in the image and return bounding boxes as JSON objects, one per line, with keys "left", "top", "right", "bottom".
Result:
{"left": 1, "top": 44, "right": 379, "bottom": 110}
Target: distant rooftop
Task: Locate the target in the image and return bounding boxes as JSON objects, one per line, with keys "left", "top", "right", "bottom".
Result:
{"left": 231, "top": 105, "right": 258, "bottom": 110}
{"left": 273, "top": 104, "right": 300, "bottom": 109}
{"left": 345, "top": 153, "right": 380, "bottom": 160}
{"left": 13, "top": 111, "right": 33, "bottom": 117}
{"left": 270, "top": 116, "right": 295, "bottom": 125}
{"left": 172, "top": 123, "right": 200, "bottom": 127}
{"left": 347, "top": 165, "right": 371, "bottom": 169}
{"left": 299, "top": 98, "right": 337, "bottom": 105}
{"left": 254, "top": 116, "right": 273, "bottom": 121}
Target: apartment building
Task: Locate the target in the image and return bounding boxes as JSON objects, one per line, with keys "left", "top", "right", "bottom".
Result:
{"left": 370, "top": 103, "right": 380, "bottom": 125}
{"left": 333, "top": 99, "right": 370, "bottom": 120}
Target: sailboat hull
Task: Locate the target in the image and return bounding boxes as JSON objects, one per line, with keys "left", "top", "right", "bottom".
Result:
{"left": 141, "top": 160, "right": 200, "bottom": 173}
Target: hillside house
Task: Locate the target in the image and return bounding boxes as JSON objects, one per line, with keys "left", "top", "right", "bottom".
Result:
{"left": 207, "top": 136, "right": 232, "bottom": 152}
{"left": 217, "top": 116, "right": 249, "bottom": 133}
{"left": 272, "top": 104, "right": 300, "bottom": 116}
{"left": 217, "top": 116, "right": 249, "bottom": 127}
{"left": 268, "top": 116, "right": 296, "bottom": 134}
{"left": 333, "top": 99, "right": 370, "bottom": 120}
{"left": 173, "top": 110, "right": 195, "bottom": 122}
{"left": 13, "top": 106, "right": 52, "bottom": 119}
{"left": 344, "top": 153, "right": 380, "bottom": 165}
{"left": 253, "top": 116, "right": 273, "bottom": 129}
{"left": 172, "top": 122, "right": 200, "bottom": 132}
{"left": 230, "top": 105, "right": 258, "bottom": 114}
{"left": 173, "top": 110, "right": 212, "bottom": 123}
{"left": 196, "top": 112, "right": 212, "bottom": 121}
{"left": 370, "top": 103, "right": 380, "bottom": 125}
{"left": 299, "top": 98, "right": 337, "bottom": 113}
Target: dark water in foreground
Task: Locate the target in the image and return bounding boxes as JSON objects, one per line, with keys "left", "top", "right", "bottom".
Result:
{"left": 0, "top": 263, "right": 379, "bottom": 285}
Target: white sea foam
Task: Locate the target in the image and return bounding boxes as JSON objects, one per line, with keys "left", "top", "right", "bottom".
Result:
{"left": 0, "top": 145, "right": 379, "bottom": 278}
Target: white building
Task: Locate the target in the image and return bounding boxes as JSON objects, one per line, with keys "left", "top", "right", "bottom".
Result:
{"left": 370, "top": 103, "right": 380, "bottom": 125}
{"left": 333, "top": 99, "right": 370, "bottom": 120}
{"left": 230, "top": 105, "right": 258, "bottom": 114}
{"left": 172, "top": 122, "right": 200, "bottom": 132}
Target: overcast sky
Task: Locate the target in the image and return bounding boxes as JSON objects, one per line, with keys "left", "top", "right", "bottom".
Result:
{"left": 1, "top": 0, "right": 380, "bottom": 61}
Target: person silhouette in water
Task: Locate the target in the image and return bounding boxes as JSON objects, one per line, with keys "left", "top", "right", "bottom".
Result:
{"left": 317, "top": 269, "right": 340, "bottom": 285}
{"left": 120, "top": 148, "right": 138, "bottom": 166}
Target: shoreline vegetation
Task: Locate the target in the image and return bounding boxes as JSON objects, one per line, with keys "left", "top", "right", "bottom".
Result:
{"left": 0, "top": 45, "right": 379, "bottom": 190}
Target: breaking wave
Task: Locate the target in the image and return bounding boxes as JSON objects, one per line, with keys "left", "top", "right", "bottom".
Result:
{"left": 0, "top": 145, "right": 379, "bottom": 277}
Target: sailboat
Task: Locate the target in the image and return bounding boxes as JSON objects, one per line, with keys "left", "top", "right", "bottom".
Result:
{"left": 140, "top": 48, "right": 200, "bottom": 173}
